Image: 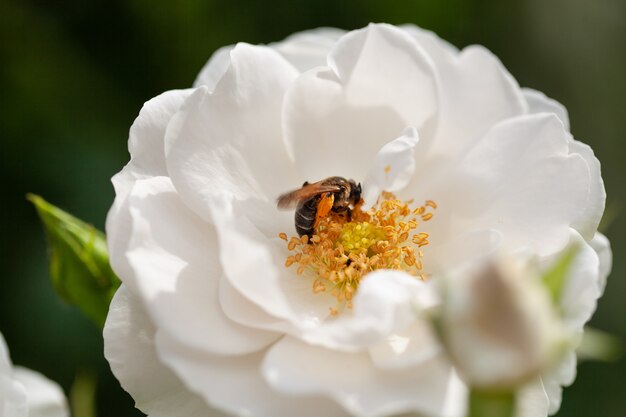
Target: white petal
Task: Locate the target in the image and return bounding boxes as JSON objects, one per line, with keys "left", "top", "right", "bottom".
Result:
{"left": 12, "top": 368, "right": 68, "bottom": 417}
{"left": 362, "top": 127, "right": 419, "bottom": 209}
{"left": 209, "top": 197, "right": 338, "bottom": 327}
{"left": 114, "top": 176, "right": 280, "bottom": 355}
{"left": 328, "top": 24, "right": 437, "bottom": 128}
{"left": 126, "top": 89, "right": 193, "bottom": 179}
{"left": 0, "top": 332, "right": 12, "bottom": 372}
{"left": 155, "top": 332, "right": 348, "bottom": 417}
{"left": 107, "top": 89, "right": 193, "bottom": 268}
{"left": 166, "top": 44, "right": 300, "bottom": 224}
{"left": 426, "top": 114, "right": 590, "bottom": 256}
{"left": 112, "top": 88, "right": 193, "bottom": 201}
{"left": 515, "top": 379, "right": 550, "bottom": 417}
{"left": 399, "top": 25, "right": 460, "bottom": 58}
{"left": 567, "top": 138, "right": 606, "bottom": 241}
{"left": 284, "top": 23, "right": 438, "bottom": 182}
{"left": 539, "top": 229, "right": 602, "bottom": 331}
{"left": 272, "top": 27, "right": 345, "bottom": 72}
{"left": 424, "top": 45, "right": 527, "bottom": 159}
{"left": 542, "top": 350, "right": 577, "bottom": 415}
{"left": 103, "top": 285, "right": 227, "bottom": 417}
{"left": 0, "top": 333, "right": 28, "bottom": 417}
{"left": 193, "top": 45, "right": 234, "bottom": 90}
{"left": 522, "top": 88, "right": 570, "bottom": 131}
{"left": 298, "top": 270, "right": 438, "bottom": 351}
{"left": 262, "top": 336, "right": 461, "bottom": 417}
{"left": 218, "top": 275, "right": 293, "bottom": 334}
{"left": 0, "top": 376, "right": 28, "bottom": 417}
{"left": 422, "top": 229, "right": 503, "bottom": 275}
{"left": 589, "top": 232, "right": 612, "bottom": 294}
{"left": 368, "top": 321, "right": 442, "bottom": 371}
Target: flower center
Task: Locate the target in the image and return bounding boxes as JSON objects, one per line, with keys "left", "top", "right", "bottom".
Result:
{"left": 279, "top": 193, "right": 436, "bottom": 315}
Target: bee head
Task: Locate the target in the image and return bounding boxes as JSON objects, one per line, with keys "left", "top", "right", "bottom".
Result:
{"left": 348, "top": 179, "right": 362, "bottom": 206}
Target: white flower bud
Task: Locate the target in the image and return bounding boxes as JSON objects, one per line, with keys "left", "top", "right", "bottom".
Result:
{"left": 440, "top": 255, "right": 569, "bottom": 390}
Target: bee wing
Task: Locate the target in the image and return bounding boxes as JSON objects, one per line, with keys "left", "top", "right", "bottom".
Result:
{"left": 276, "top": 182, "right": 341, "bottom": 209}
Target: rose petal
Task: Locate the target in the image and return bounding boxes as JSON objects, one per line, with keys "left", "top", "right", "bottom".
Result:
{"left": 115, "top": 176, "right": 280, "bottom": 355}
{"left": 539, "top": 229, "right": 602, "bottom": 331}
{"left": 424, "top": 45, "right": 527, "bottom": 159}
{"left": 522, "top": 88, "right": 570, "bottom": 131}
{"left": 107, "top": 89, "right": 192, "bottom": 262}
{"left": 422, "top": 229, "right": 503, "bottom": 275}
{"left": 284, "top": 23, "right": 438, "bottom": 182}
{"left": 542, "top": 350, "right": 577, "bottom": 415}
{"left": 193, "top": 45, "right": 234, "bottom": 90}
{"left": 209, "top": 196, "right": 338, "bottom": 327}
{"left": 272, "top": 27, "right": 346, "bottom": 72}
{"left": 589, "top": 232, "right": 612, "bottom": 294}
{"left": 262, "top": 336, "right": 462, "bottom": 417}
{"left": 219, "top": 275, "right": 293, "bottom": 334}
{"left": 425, "top": 114, "right": 590, "bottom": 256}
{"left": 567, "top": 138, "right": 606, "bottom": 241}
{"left": 298, "top": 270, "right": 438, "bottom": 351}
{"left": 103, "top": 285, "right": 228, "bottom": 417}
{"left": 362, "top": 127, "right": 419, "bottom": 209}
{"left": 0, "top": 332, "right": 12, "bottom": 372}
{"left": 368, "top": 321, "right": 442, "bottom": 371}
{"left": 155, "top": 332, "right": 347, "bottom": 417}
{"left": 0, "top": 377, "right": 28, "bottom": 417}
{"left": 516, "top": 379, "right": 550, "bottom": 417}
{"left": 166, "top": 43, "right": 300, "bottom": 223}
{"left": 13, "top": 367, "right": 68, "bottom": 417}
{"left": 400, "top": 24, "right": 460, "bottom": 59}
{"left": 0, "top": 333, "right": 28, "bottom": 417}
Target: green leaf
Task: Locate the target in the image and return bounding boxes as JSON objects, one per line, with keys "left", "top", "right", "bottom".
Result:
{"left": 469, "top": 389, "right": 516, "bottom": 417}
{"left": 28, "top": 194, "right": 120, "bottom": 328}
{"left": 542, "top": 245, "right": 579, "bottom": 304}
{"left": 577, "top": 326, "right": 623, "bottom": 362}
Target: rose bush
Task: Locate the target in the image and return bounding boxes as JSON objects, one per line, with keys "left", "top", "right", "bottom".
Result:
{"left": 0, "top": 333, "right": 68, "bottom": 417}
{"left": 104, "top": 24, "right": 610, "bottom": 417}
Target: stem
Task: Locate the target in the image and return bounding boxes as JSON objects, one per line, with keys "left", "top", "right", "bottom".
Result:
{"left": 70, "top": 369, "right": 98, "bottom": 417}
{"left": 469, "top": 389, "right": 515, "bottom": 417}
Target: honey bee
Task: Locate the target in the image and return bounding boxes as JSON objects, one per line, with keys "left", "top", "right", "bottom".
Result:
{"left": 277, "top": 177, "right": 362, "bottom": 238}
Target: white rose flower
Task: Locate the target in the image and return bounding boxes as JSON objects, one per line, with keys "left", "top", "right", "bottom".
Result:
{"left": 0, "top": 333, "right": 68, "bottom": 417}
{"left": 104, "top": 23, "right": 610, "bottom": 417}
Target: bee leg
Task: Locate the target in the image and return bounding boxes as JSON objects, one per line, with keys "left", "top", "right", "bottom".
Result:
{"left": 346, "top": 208, "right": 352, "bottom": 222}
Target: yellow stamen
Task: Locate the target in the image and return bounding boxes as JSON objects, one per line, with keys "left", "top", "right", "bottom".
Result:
{"left": 278, "top": 193, "right": 436, "bottom": 314}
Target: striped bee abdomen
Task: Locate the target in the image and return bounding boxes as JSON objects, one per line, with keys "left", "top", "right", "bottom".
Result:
{"left": 295, "top": 195, "right": 320, "bottom": 237}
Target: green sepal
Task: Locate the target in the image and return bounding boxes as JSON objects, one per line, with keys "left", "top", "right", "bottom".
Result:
{"left": 542, "top": 244, "right": 579, "bottom": 305}
{"left": 469, "top": 389, "right": 516, "bottom": 417}
{"left": 28, "top": 194, "right": 120, "bottom": 328}
{"left": 577, "top": 326, "right": 623, "bottom": 362}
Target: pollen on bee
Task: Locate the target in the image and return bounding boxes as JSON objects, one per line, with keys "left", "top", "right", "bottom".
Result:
{"left": 279, "top": 193, "right": 437, "bottom": 315}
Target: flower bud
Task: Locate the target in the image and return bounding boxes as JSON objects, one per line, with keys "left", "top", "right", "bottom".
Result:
{"left": 439, "top": 255, "right": 569, "bottom": 389}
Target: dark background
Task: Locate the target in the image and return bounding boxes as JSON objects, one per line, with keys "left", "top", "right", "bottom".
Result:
{"left": 1, "top": 0, "right": 624, "bottom": 416}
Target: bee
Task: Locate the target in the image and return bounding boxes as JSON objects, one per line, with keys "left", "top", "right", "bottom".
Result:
{"left": 277, "top": 177, "right": 362, "bottom": 238}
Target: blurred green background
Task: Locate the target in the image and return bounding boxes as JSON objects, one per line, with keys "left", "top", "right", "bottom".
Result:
{"left": 0, "top": 0, "right": 624, "bottom": 416}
